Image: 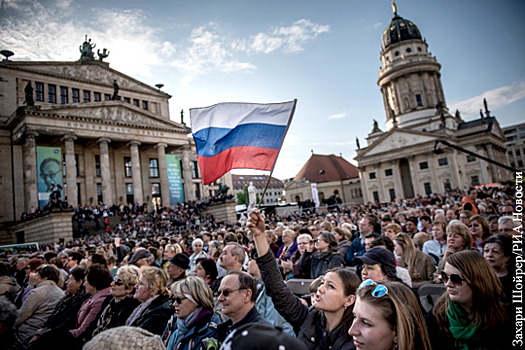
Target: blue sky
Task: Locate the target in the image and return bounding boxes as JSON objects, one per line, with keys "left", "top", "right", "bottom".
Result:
{"left": 2, "top": 0, "right": 524, "bottom": 180}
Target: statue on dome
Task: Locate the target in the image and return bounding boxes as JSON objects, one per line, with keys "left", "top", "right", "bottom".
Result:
{"left": 97, "top": 48, "right": 110, "bottom": 61}
{"left": 79, "top": 35, "right": 96, "bottom": 61}
{"left": 392, "top": 0, "right": 397, "bottom": 15}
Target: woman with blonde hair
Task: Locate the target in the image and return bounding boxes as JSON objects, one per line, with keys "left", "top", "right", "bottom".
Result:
{"left": 427, "top": 250, "right": 508, "bottom": 349}
{"left": 162, "top": 276, "right": 220, "bottom": 350}
{"left": 276, "top": 228, "right": 297, "bottom": 264}
{"left": 393, "top": 233, "right": 435, "bottom": 289}
{"left": 349, "top": 279, "right": 432, "bottom": 350}
{"left": 436, "top": 222, "right": 473, "bottom": 275}
{"left": 126, "top": 266, "right": 174, "bottom": 335}
{"left": 384, "top": 222, "right": 402, "bottom": 239}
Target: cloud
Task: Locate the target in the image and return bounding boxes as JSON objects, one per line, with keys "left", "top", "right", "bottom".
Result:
{"left": 374, "top": 22, "right": 382, "bottom": 29}
{"left": 0, "top": 1, "right": 329, "bottom": 81}
{"left": 328, "top": 113, "right": 346, "bottom": 119}
{"left": 450, "top": 81, "right": 525, "bottom": 116}
{"left": 247, "top": 19, "right": 330, "bottom": 54}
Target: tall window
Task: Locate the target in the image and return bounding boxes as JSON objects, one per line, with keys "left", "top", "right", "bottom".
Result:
{"left": 385, "top": 169, "right": 393, "bottom": 176}
{"left": 126, "top": 184, "right": 134, "bottom": 204}
{"left": 471, "top": 176, "right": 480, "bottom": 186}
{"left": 95, "top": 155, "right": 101, "bottom": 177}
{"left": 444, "top": 179, "right": 451, "bottom": 191}
{"left": 373, "top": 191, "right": 379, "bottom": 202}
{"left": 35, "top": 82, "right": 44, "bottom": 101}
{"left": 83, "top": 90, "right": 90, "bottom": 103}
{"left": 369, "top": 172, "right": 376, "bottom": 179}
{"left": 60, "top": 86, "right": 68, "bottom": 104}
{"left": 48, "top": 84, "right": 56, "bottom": 103}
{"left": 142, "top": 101, "right": 148, "bottom": 110}
{"left": 97, "top": 183, "right": 103, "bottom": 204}
{"left": 94, "top": 92, "right": 101, "bottom": 102}
{"left": 466, "top": 155, "right": 476, "bottom": 163}
{"left": 124, "top": 157, "right": 132, "bottom": 177}
{"left": 415, "top": 94, "right": 423, "bottom": 106}
{"left": 424, "top": 182, "right": 432, "bottom": 195}
{"left": 104, "top": 93, "right": 111, "bottom": 101}
{"left": 192, "top": 161, "right": 200, "bottom": 179}
{"left": 72, "top": 88, "right": 80, "bottom": 103}
{"left": 133, "top": 99, "right": 139, "bottom": 107}
{"left": 194, "top": 183, "right": 201, "bottom": 199}
{"left": 389, "top": 188, "right": 396, "bottom": 201}
{"left": 149, "top": 158, "right": 159, "bottom": 178}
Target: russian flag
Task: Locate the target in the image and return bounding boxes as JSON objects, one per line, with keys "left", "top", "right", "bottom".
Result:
{"left": 190, "top": 100, "right": 296, "bottom": 185}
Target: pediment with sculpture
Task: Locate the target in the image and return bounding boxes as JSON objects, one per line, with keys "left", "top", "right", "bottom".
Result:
{"left": 361, "top": 129, "right": 437, "bottom": 157}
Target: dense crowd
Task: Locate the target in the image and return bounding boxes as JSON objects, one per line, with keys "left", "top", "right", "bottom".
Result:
{"left": 0, "top": 185, "right": 521, "bottom": 350}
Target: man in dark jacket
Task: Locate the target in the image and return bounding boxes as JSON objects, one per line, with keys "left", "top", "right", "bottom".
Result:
{"left": 217, "top": 271, "right": 270, "bottom": 341}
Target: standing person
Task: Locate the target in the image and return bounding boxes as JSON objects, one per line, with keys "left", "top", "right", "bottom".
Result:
{"left": 393, "top": 233, "right": 435, "bottom": 289}
{"left": 163, "top": 277, "right": 221, "bottom": 350}
{"left": 299, "top": 231, "right": 345, "bottom": 279}
{"left": 423, "top": 221, "right": 448, "bottom": 267}
{"left": 468, "top": 215, "right": 491, "bottom": 253}
{"left": 15, "top": 264, "right": 65, "bottom": 343}
{"left": 461, "top": 188, "right": 478, "bottom": 215}
{"left": 188, "top": 239, "right": 209, "bottom": 276}
{"left": 427, "top": 250, "right": 508, "bottom": 349}
{"left": 126, "top": 266, "right": 174, "bottom": 335}
{"left": 349, "top": 280, "right": 432, "bottom": 350}
{"left": 248, "top": 208, "right": 359, "bottom": 350}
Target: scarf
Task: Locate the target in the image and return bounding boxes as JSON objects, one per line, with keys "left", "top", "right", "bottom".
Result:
{"left": 447, "top": 301, "right": 488, "bottom": 350}
{"left": 44, "top": 288, "right": 88, "bottom": 329}
{"left": 126, "top": 295, "right": 156, "bottom": 326}
{"left": 168, "top": 307, "right": 203, "bottom": 350}
{"left": 93, "top": 297, "right": 116, "bottom": 336}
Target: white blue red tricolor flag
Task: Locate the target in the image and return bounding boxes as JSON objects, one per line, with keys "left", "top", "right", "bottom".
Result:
{"left": 190, "top": 100, "right": 297, "bottom": 185}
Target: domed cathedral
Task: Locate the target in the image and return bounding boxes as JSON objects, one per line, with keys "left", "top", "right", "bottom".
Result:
{"left": 355, "top": 1, "right": 511, "bottom": 203}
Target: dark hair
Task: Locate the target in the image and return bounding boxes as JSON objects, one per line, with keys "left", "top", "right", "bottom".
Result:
{"left": 44, "top": 252, "right": 57, "bottom": 263}
{"left": 325, "top": 267, "right": 361, "bottom": 335}
{"left": 365, "top": 232, "right": 380, "bottom": 240}
{"left": 421, "top": 215, "right": 431, "bottom": 223}
{"left": 484, "top": 235, "right": 512, "bottom": 257}
{"left": 196, "top": 258, "right": 218, "bottom": 281}
{"left": 370, "top": 236, "right": 395, "bottom": 252}
{"left": 406, "top": 216, "right": 418, "bottom": 225}
{"left": 319, "top": 231, "right": 338, "bottom": 250}
{"left": 86, "top": 264, "right": 113, "bottom": 291}
{"left": 0, "top": 296, "right": 19, "bottom": 329}
{"left": 36, "top": 264, "right": 61, "bottom": 284}
{"left": 0, "top": 262, "right": 9, "bottom": 277}
{"left": 69, "top": 267, "right": 86, "bottom": 283}
{"left": 225, "top": 270, "right": 257, "bottom": 303}
{"left": 90, "top": 253, "right": 108, "bottom": 266}
{"left": 69, "top": 252, "right": 84, "bottom": 264}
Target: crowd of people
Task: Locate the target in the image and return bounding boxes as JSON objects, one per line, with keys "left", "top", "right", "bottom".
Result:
{"left": 0, "top": 184, "right": 520, "bottom": 350}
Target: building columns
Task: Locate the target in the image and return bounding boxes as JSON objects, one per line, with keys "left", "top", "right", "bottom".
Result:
{"left": 97, "top": 138, "right": 113, "bottom": 206}
{"left": 182, "top": 146, "right": 195, "bottom": 201}
{"left": 128, "top": 140, "right": 144, "bottom": 205}
{"left": 155, "top": 143, "right": 170, "bottom": 208}
{"left": 23, "top": 131, "right": 39, "bottom": 212}
{"left": 62, "top": 134, "right": 78, "bottom": 207}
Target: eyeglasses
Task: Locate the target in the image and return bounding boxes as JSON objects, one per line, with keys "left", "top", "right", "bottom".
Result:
{"left": 173, "top": 296, "right": 188, "bottom": 304}
{"left": 113, "top": 277, "right": 123, "bottom": 286}
{"left": 359, "top": 279, "right": 388, "bottom": 298}
{"left": 218, "top": 288, "right": 244, "bottom": 297}
{"left": 440, "top": 271, "right": 466, "bottom": 285}
{"left": 502, "top": 211, "right": 513, "bottom": 215}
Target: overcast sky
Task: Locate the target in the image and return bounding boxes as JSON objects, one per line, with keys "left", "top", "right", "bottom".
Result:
{"left": 2, "top": 0, "right": 524, "bottom": 180}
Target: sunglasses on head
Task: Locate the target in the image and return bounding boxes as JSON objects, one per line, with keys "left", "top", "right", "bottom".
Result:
{"left": 359, "top": 279, "right": 388, "bottom": 298}
{"left": 173, "top": 296, "right": 187, "bottom": 304}
{"left": 113, "top": 277, "right": 123, "bottom": 286}
{"left": 440, "top": 271, "right": 466, "bottom": 285}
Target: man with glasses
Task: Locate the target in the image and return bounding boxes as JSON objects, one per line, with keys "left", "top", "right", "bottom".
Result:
{"left": 499, "top": 203, "right": 514, "bottom": 216}
{"left": 217, "top": 271, "right": 270, "bottom": 341}
{"left": 308, "top": 225, "right": 320, "bottom": 239}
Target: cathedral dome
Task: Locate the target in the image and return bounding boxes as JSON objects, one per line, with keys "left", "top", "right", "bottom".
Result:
{"left": 381, "top": 14, "right": 422, "bottom": 50}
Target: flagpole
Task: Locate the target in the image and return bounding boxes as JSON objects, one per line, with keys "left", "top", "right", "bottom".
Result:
{"left": 256, "top": 99, "right": 297, "bottom": 209}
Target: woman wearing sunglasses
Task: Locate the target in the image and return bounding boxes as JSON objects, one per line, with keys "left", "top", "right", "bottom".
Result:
{"left": 248, "top": 209, "right": 360, "bottom": 350}
{"left": 427, "top": 250, "right": 508, "bottom": 349}
{"left": 162, "top": 276, "right": 221, "bottom": 350}
{"left": 90, "top": 265, "right": 141, "bottom": 337}
{"left": 349, "top": 279, "right": 432, "bottom": 350}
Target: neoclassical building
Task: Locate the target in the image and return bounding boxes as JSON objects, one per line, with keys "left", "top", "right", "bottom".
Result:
{"left": 0, "top": 38, "right": 202, "bottom": 226}
{"left": 355, "top": 5, "right": 511, "bottom": 203}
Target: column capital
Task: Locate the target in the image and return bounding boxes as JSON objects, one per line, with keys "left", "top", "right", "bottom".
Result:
{"left": 127, "top": 140, "right": 141, "bottom": 147}
{"left": 155, "top": 143, "right": 168, "bottom": 149}
{"left": 62, "top": 133, "right": 77, "bottom": 142}
{"left": 25, "top": 130, "right": 39, "bottom": 139}
{"left": 97, "top": 137, "right": 111, "bottom": 144}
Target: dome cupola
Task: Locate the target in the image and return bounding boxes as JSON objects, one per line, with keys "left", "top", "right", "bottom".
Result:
{"left": 381, "top": 11, "right": 422, "bottom": 50}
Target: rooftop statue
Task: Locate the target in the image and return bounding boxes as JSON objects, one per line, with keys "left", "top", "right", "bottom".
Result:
{"left": 97, "top": 48, "right": 110, "bottom": 61}
{"left": 79, "top": 35, "right": 96, "bottom": 61}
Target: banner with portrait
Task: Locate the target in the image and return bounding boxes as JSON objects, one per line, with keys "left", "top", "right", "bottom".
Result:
{"left": 36, "top": 146, "right": 63, "bottom": 208}
{"left": 166, "top": 154, "right": 185, "bottom": 205}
